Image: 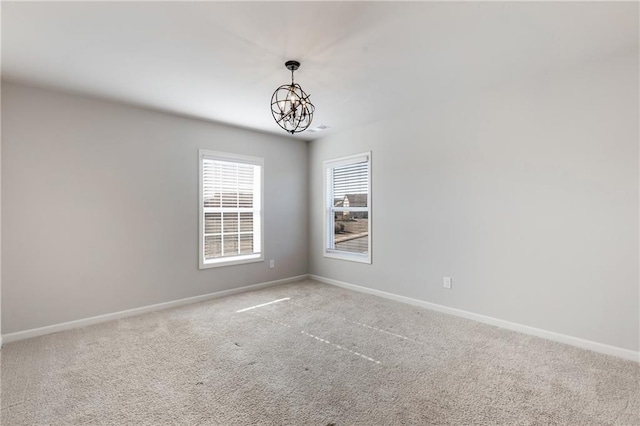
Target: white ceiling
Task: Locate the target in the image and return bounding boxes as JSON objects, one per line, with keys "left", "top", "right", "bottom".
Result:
{"left": 2, "top": 1, "right": 638, "bottom": 141}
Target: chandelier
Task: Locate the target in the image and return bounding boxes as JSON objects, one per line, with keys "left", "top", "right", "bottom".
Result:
{"left": 270, "top": 60, "right": 315, "bottom": 134}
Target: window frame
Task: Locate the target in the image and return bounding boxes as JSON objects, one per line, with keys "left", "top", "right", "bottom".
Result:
{"left": 198, "top": 149, "right": 264, "bottom": 269}
{"left": 323, "top": 151, "right": 372, "bottom": 264}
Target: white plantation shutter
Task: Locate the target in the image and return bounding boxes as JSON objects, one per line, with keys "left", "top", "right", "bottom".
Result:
{"left": 324, "top": 152, "right": 372, "bottom": 264}
{"left": 199, "top": 150, "right": 263, "bottom": 268}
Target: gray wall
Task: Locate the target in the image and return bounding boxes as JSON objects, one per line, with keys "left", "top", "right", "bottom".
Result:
{"left": 0, "top": 83, "right": 2, "bottom": 342}
{"left": 1, "top": 82, "right": 308, "bottom": 334}
{"left": 309, "top": 52, "right": 639, "bottom": 352}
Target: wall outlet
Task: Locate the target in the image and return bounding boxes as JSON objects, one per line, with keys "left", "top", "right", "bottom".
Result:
{"left": 269, "top": 259, "right": 275, "bottom": 269}
{"left": 443, "top": 276, "right": 452, "bottom": 289}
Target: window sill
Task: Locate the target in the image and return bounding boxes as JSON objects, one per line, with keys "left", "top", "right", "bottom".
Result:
{"left": 199, "top": 254, "right": 263, "bottom": 269}
{"left": 324, "top": 251, "right": 371, "bottom": 264}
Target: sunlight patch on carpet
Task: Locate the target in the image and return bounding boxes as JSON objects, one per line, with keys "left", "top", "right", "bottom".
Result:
{"left": 301, "top": 331, "right": 381, "bottom": 364}
{"left": 351, "top": 321, "right": 418, "bottom": 343}
{"left": 235, "top": 297, "right": 291, "bottom": 313}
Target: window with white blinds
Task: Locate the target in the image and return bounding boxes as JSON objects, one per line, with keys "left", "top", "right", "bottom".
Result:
{"left": 324, "top": 152, "right": 372, "bottom": 264}
{"left": 199, "top": 150, "right": 263, "bottom": 268}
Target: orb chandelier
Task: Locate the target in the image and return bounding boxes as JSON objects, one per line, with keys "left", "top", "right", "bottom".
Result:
{"left": 270, "top": 60, "right": 315, "bottom": 134}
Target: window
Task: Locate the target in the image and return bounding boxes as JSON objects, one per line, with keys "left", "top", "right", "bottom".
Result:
{"left": 324, "top": 152, "right": 371, "bottom": 263}
{"left": 199, "top": 150, "right": 263, "bottom": 268}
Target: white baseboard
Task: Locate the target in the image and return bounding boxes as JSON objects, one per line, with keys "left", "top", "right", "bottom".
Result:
{"left": 309, "top": 274, "right": 639, "bottom": 363}
{"left": 2, "top": 274, "right": 309, "bottom": 344}
{"left": 5, "top": 273, "right": 637, "bottom": 362}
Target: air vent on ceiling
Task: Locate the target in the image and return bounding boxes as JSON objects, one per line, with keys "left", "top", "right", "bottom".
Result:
{"left": 308, "top": 124, "right": 330, "bottom": 133}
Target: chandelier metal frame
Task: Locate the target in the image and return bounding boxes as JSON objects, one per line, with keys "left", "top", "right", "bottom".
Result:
{"left": 270, "top": 60, "right": 315, "bottom": 134}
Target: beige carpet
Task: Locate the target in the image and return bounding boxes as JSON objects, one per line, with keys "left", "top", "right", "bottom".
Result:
{"left": 1, "top": 279, "right": 638, "bottom": 425}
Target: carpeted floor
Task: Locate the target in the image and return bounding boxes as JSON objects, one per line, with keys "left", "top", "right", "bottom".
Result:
{"left": 1, "top": 279, "right": 638, "bottom": 425}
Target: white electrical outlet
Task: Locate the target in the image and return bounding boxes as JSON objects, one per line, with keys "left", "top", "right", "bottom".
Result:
{"left": 269, "top": 259, "right": 275, "bottom": 269}
{"left": 443, "top": 277, "right": 452, "bottom": 289}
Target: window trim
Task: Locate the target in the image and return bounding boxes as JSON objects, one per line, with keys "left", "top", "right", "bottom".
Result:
{"left": 323, "top": 151, "right": 372, "bottom": 264}
{"left": 198, "top": 149, "right": 264, "bottom": 269}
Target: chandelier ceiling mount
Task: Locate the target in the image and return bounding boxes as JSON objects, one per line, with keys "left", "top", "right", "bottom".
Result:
{"left": 285, "top": 60, "right": 300, "bottom": 72}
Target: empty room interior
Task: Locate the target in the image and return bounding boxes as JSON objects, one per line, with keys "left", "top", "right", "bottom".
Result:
{"left": 1, "top": 1, "right": 639, "bottom": 425}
